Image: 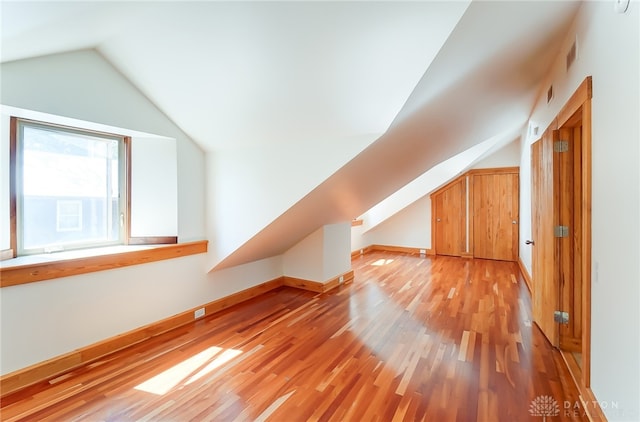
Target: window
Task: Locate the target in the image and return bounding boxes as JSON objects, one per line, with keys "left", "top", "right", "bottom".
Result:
{"left": 14, "top": 119, "right": 127, "bottom": 255}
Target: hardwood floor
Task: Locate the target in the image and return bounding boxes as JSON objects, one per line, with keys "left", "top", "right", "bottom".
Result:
{"left": 1, "top": 252, "right": 587, "bottom": 421}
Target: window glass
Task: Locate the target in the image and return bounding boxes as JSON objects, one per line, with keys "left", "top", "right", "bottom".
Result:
{"left": 18, "top": 122, "right": 124, "bottom": 254}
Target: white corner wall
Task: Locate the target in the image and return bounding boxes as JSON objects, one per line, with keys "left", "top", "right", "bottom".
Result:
{"left": 0, "top": 49, "right": 205, "bottom": 241}
{"left": 0, "top": 114, "right": 10, "bottom": 250}
{"left": 0, "top": 255, "right": 283, "bottom": 374}
{"left": 207, "top": 136, "right": 375, "bottom": 268}
{"left": 322, "top": 222, "right": 351, "bottom": 280}
{"left": 130, "top": 137, "right": 178, "bottom": 237}
{"left": 0, "top": 49, "right": 228, "bottom": 375}
{"left": 282, "top": 226, "right": 325, "bottom": 282}
{"left": 283, "top": 222, "right": 351, "bottom": 282}
{"left": 471, "top": 137, "right": 520, "bottom": 169}
{"left": 520, "top": 2, "right": 639, "bottom": 419}
{"left": 363, "top": 196, "right": 431, "bottom": 250}
{"left": 354, "top": 133, "right": 520, "bottom": 253}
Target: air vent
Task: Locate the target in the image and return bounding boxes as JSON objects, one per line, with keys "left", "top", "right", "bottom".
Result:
{"left": 566, "top": 38, "right": 577, "bottom": 71}
{"left": 547, "top": 85, "right": 553, "bottom": 104}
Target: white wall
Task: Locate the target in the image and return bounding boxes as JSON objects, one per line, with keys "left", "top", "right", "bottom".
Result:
{"left": 207, "top": 136, "right": 374, "bottom": 268}
{"left": 0, "top": 49, "right": 205, "bottom": 241}
{"left": 283, "top": 222, "right": 351, "bottom": 282}
{"left": 364, "top": 196, "right": 431, "bottom": 250}
{"left": 354, "top": 134, "right": 520, "bottom": 252}
{"left": 282, "top": 226, "right": 325, "bottom": 282}
{"left": 130, "top": 137, "right": 178, "bottom": 237}
{"left": 0, "top": 114, "right": 10, "bottom": 250}
{"left": 322, "top": 222, "right": 351, "bottom": 280}
{"left": 0, "top": 255, "right": 283, "bottom": 374}
{"left": 471, "top": 137, "right": 520, "bottom": 169}
{"left": 0, "top": 49, "right": 281, "bottom": 375}
{"left": 520, "top": 2, "right": 639, "bottom": 419}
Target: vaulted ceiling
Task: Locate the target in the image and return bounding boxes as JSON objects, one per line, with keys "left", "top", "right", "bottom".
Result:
{"left": 1, "top": 1, "right": 581, "bottom": 269}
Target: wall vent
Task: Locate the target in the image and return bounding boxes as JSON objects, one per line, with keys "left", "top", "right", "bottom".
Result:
{"left": 566, "top": 37, "right": 577, "bottom": 71}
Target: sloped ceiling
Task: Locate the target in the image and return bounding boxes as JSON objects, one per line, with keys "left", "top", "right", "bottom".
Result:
{"left": 1, "top": 1, "right": 470, "bottom": 150}
{"left": 1, "top": 1, "right": 581, "bottom": 270}
{"left": 213, "top": 0, "right": 581, "bottom": 269}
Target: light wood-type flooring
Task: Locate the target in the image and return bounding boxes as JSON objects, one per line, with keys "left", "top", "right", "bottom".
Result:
{"left": 1, "top": 252, "right": 587, "bottom": 421}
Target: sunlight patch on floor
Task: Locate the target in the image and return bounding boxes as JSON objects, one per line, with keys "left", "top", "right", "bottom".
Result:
{"left": 185, "top": 348, "right": 243, "bottom": 385}
{"left": 371, "top": 259, "right": 394, "bottom": 266}
{"left": 134, "top": 346, "right": 242, "bottom": 395}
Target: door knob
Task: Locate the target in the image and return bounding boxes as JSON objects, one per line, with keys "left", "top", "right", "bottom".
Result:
{"left": 525, "top": 240, "right": 534, "bottom": 245}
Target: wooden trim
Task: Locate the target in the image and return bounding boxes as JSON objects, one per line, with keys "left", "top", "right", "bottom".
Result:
{"left": 0, "top": 275, "right": 284, "bottom": 398}
{"left": 9, "top": 117, "right": 17, "bottom": 258}
{"left": 465, "top": 166, "right": 519, "bottom": 176}
{"left": 351, "top": 245, "right": 374, "bottom": 258}
{"left": 124, "top": 137, "right": 132, "bottom": 243}
{"left": 283, "top": 270, "right": 354, "bottom": 294}
{"left": 460, "top": 252, "right": 474, "bottom": 259}
{"left": 370, "top": 245, "right": 428, "bottom": 255}
{"left": 431, "top": 196, "right": 437, "bottom": 255}
{"left": 558, "top": 77, "right": 593, "bottom": 128}
{"left": 430, "top": 176, "right": 464, "bottom": 198}
{"left": 559, "top": 350, "right": 606, "bottom": 421}
{"left": 351, "top": 219, "right": 363, "bottom": 227}
{"left": 283, "top": 276, "right": 325, "bottom": 293}
{"left": 517, "top": 257, "right": 533, "bottom": 294}
{"left": 128, "top": 236, "right": 178, "bottom": 245}
{"left": 466, "top": 174, "right": 473, "bottom": 256}
{"left": 351, "top": 245, "right": 431, "bottom": 258}
{"left": 580, "top": 97, "right": 593, "bottom": 388}
{"left": 0, "top": 240, "right": 208, "bottom": 288}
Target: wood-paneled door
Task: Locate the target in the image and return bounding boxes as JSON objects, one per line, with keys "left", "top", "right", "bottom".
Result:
{"left": 531, "top": 129, "right": 559, "bottom": 347}
{"left": 530, "top": 78, "right": 592, "bottom": 393}
{"left": 433, "top": 179, "right": 465, "bottom": 257}
{"left": 557, "top": 124, "right": 583, "bottom": 353}
{"left": 472, "top": 172, "right": 519, "bottom": 261}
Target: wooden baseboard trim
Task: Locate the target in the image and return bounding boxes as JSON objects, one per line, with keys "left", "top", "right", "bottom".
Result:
{"left": 283, "top": 270, "right": 354, "bottom": 294}
{"left": 517, "top": 257, "right": 533, "bottom": 294}
{"left": 0, "top": 240, "right": 208, "bottom": 288}
{"left": 0, "top": 269, "right": 359, "bottom": 397}
{"left": 560, "top": 350, "right": 607, "bottom": 422}
{"left": 351, "top": 246, "right": 374, "bottom": 258}
{"left": 461, "top": 252, "right": 474, "bottom": 259}
{"left": 0, "top": 275, "right": 284, "bottom": 398}
{"left": 370, "top": 245, "right": 431, "bottom": 256}
{"left": 352, "top": 245, "right": 433, "bottom": 258}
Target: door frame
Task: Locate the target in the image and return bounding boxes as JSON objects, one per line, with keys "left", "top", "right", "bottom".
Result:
{"left": 532, "top": 77, "right": 592, "bottom": 390}
{"left": 556, "top": 77, "right": 593, "bottom": 390}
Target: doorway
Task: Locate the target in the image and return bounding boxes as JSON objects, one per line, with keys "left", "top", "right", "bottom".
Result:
{"left": 530, "top": 76, "right": 592, "bottom": 389}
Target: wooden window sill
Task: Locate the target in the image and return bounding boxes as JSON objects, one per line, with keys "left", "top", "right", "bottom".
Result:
{"left": 0, "top": 240, "right": 207, "bottom": 288}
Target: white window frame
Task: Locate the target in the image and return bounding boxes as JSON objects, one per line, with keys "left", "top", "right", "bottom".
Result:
{"left": 15, "top": 118, "right": 127, "bottom": 255}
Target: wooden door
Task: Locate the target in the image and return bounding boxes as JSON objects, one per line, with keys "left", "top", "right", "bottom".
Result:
{"left": 557, "top": 126, "right": 583, "bottom": 352}
{"left": 434, "top": 179, "right": 465, "bottom": 257}
{"left": 472, "top": 173, "right": 519, "bottom": 261}
{"left": 531, "top": 130, "right": 558, "bottom": 346}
